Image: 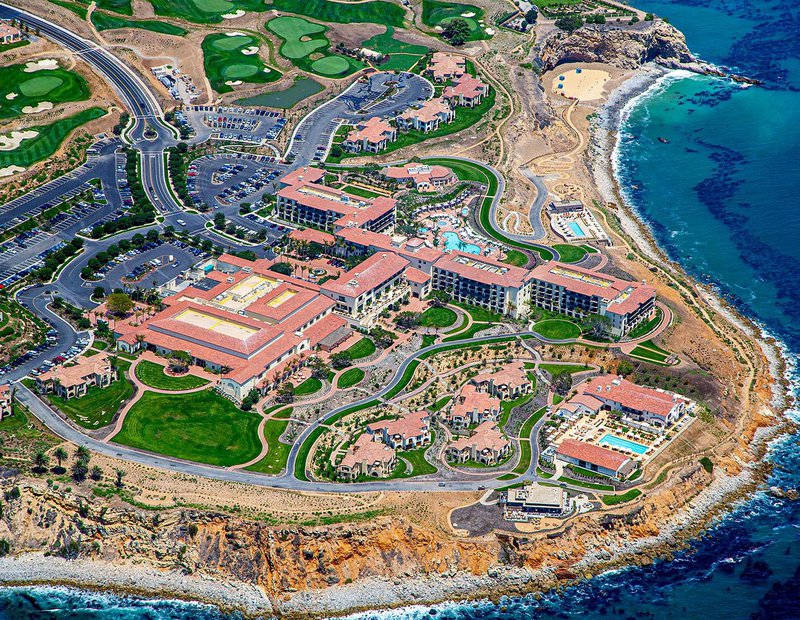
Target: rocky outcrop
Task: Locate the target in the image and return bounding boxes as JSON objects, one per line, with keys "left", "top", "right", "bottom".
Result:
{"left": 538, "top": 21, "right": 701, "bottom": 72}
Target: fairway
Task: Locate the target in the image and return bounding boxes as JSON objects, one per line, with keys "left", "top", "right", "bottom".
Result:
{"left": 114, "top": 390, "right": 262, "bottom": 466}
{"left": 270, "top": 0, "right": 406, "bottom": 27}
{"left": 202, "top": 33, "right": 281, "bottom": 94}
{"left": 421, "top": 0, "right": 491, "bottom": 41}
{"left": 0, "top": 63, "right": 90, "bottom": 120}
{"left": 149, "top": 0, "right": 269, "bottom": 24}
{"left": 90, "top": 12, "right": 188, "bottom": 35}
{"left": 267, "top": 16, "right": 327, "bottom": 59}
{"left": 0, "top": 107, "right": 105, "bottom": 169}
{"left": 361, "top": 26, "right": 429, "bottom": 70}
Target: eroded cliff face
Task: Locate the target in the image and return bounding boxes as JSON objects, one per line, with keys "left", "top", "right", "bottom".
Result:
{"left": 539, "top": 21, "right": 699, "bottom": 72}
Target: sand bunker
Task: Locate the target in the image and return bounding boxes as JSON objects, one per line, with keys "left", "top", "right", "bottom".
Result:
{"left": 241, "top": 46, "right": 260, "bottom": 56}
{"left": 485, "top": 27, "right": 495, "bottom": 35}
{"left": 222, "top": 11, "right": 245, "bottom": 19}
{"left": 224, "top": 80, "right": 243, "bottom": 86}
{"left": 5, "top": 92, "right": 17, "bottom": 100}
{"left": 461, "top": 11, "right": 475, "bottom": 17}
{"left": 0, "top": 130, "right": 39, "bottom": 151}
{"left": 22, "top": 101, "right": 53, "bottom": 114}
{"left": 24, "top": 59, "right": 59, "bottom": 72}
{"left": 225, "top": 31, "right": 246, "bottom": 36}
{"left": 552, "top": 68, "right": 611, "bottom": 101}
{"left": 0, "top": 165, "right": 25, "bottom": 177}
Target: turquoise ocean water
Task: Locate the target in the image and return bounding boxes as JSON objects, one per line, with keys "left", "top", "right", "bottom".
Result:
{"left": 2, "top": 0, "right": 799, "bottom": 617}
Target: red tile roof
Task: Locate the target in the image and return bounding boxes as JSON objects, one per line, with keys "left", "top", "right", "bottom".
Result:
{"left": 321, "top": 252, "right": 409, "bottom": 299}
{"left": 404, "top": 266, "right": 431, "bottom": 284}
{"left": 580, "top": 375, "right": 687, "bottom": 418}
{"left": 556, "top": 439, "right": 631, "bottom": 472}
{"left": 289, "top": 228, "right": 336, "bottom": 246}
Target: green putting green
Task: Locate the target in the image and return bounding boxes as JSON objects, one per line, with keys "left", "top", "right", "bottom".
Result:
{"left": 268, "top": 16, "right": 327, "bottom": 59}
{"left": 311, "top": 56, "right": 350, "bottom": 75}
{"left": 421, "top": 0, "right": 491, "bottom": 41}
{"left": 223, "top": 64, "right": 259, "bottom": 78}
{"left": 202, "top": 33, "right": 281, "bottom": 94}
{"left": 19, "top": 76, "right": 64, "bottom": 97}
{"left": 211, "top": 34, "right": 252, "bottom": 50}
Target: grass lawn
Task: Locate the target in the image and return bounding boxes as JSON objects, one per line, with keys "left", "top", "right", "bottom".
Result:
{"left": 0, "top": 63, "right": 90, "bottom": 121}
{"left": 114, "top": 390, "right": 262, "bottom": 466}
{"left": 398, "top": 438, "right": 437, "bottom": 476}
{"left": 0, "top": 107, "right": 105, "bottom": 169}
{"left": 91, "top": 12, "right": 188, "bottom": 35}
{"left": 362, "top": 26, "right": 428, "bottom": 70}
{"left": 47, "top": 361, "right": 133, "bottom": 429}
{"left": 532, "top": 319, "right": 581, "bottom": 340}
{"left": 512, "top": 440, "right": 532, "bottom": 475}
{"left": 342, "top": 184, "right": 382, "bottom": 199}
{"left": 267, "top": 16, "right": 364, "bottom": 78}
{"left": 552, "top": 244, "right": 588, "bottom": 263}
{"left": 449, "top": 300, "right": 503, "bottom": 323}
{"left": 135, "top": 360, "right": 209, "bottom": 391}
{"left": 345, "top": 337, "right": 376, "bottom": 360}
{"left": 270, "top": 0, "right": 406, "bottom": 27}
{"left": 499, "top": 391, "right": 534, "bottom": 429}
{"left": 629, "top": 346, "right": 670, "bottom": 364}
{"left": 539, "top": 363, "right": 591, "bottom": 375}
{"left": 0, "top": 39, "right": 30, "bottom": 53}
{"left": 295, "top": 376, "right": 323, "bottom": 396}
{"left": 337, "top": 367, "right": 365, "bottom": 389}
{"left": 641, "top": 338, "right": 671, "bottom": 356}
{"left": 95, "top": 0, "right": 132, "bottom": 14}
{"left": 149, "top": 0, "right": 268, "bottom": 24}
{"left": 421, "top": 0, "right": 491, "bottom": 41}
{"left": 502, "top": 249, "right": 529, "bottom": 267}
{"left": 244, "top": 419, "right": 291, "bottom": 475}
{"left": 202, "top": 33, "right": 280, "bottom": 94}
{"left": 519, "top": 406, "right": 547, "bottom": 440}
{"left": 420, "top": 306, "right": 457, "bottom": 328}
{"left": 601, "top": 489, "right": 642, "bottom": 506}
{"left": 294, "top": 426, "right": 325, "bottom": 481}
{"left": 627, "top": 307, "right": 663, "bottom": 340}
{"left": 430, "top": 395, "right": 451, "bottom": 412}
{"left": 441, "top": 322, "right": 490, "bottom": 342}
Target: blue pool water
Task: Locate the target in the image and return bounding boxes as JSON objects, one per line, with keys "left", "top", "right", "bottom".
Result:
{"left": 436, "top": 219, "right": 448, "bottom": 228}
{"left": 568, "top": 221, "right": 587, "bottom": 237}
{"left": 442, "top": 231, "right": 481, "bottom": 254}
{"left": 599, "top": 433, "right": 649, "bottom": 455}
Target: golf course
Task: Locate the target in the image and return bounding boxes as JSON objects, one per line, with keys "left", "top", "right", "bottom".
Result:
{"left": 202, "top": 33, "right": 281, "bottom": 94}
{"left": 0, "top": 61, "right": 90, "bottom": 120}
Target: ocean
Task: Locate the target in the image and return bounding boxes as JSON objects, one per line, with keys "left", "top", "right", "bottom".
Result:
{"left": 2, "top": 0, "right": 799, "bottom": 617}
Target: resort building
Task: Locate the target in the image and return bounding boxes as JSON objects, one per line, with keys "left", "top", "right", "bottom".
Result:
{"left": 580, "top": 374, "right": 690, "bottom": 429}
{"left": 110, "top": 254, "right": 351, "bottom": 403}
{"left": 0, "top": 22, "right": 22, "bottom": 45}
{"left": 333, "top": 227, "right": 444, "bottom": 273}
{"left": 396, "top": 98, "right": 454, "bottom": 133}
{"left": 446, "top": 420, "right": 510, "bottom": 465}
{"left": 367, "top": 410, "right": 431, "bottom": 450}
{"left": 527, "top": 262, "right": 656, "bottom": 336}
{"left": 0, "top": 384, "right": 12, "bottom": 419}
{"left": 276, "top": 167, "right": 396, "bottom": 233}
{"left": 447, "top": 383, "right": 501, "bottom": 429}
{"left": 342, "top": 117, "right": 397, "bottom": 154}
{"left": 548, "top": 199, "right": 584, "bottom": 215}
{"left": 321, "top": 252, "right": 410, "bottom": 324}
{"left": 471, "top": 362, "right": 531, "bottom": 399}
{"left": 505, "top": 484, "right": 568, "bottom": 520}
{"left": 443, "top": 75, "right": 490, "bottom": 107}
{"left": 431, "top": 251, "right": 534, "bottom": 319}
{"left": 555, "top": 393, "right": 605, "bottom": 420}
{"left": 336, "top": 433, "right": 397, "bottom": 480}
{"left": 381, "top": 163, "right": 457, "bottom": 192}
{"left": 426, "top": 52, "right": 466, "bottom": 82}
{"left": 555, "top": 438, "right": 635, "bottom": 480}
{"left": 404, "top": 267, "right": 432, "bottom": 298}
{"left": 35, "top": 354, "right": 116, "bottom": 400}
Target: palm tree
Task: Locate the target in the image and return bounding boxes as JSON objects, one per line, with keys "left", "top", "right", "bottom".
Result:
{"left": 33, "top": 450, "right": 50, "bottom": 472}
{"left": 53, "top": 446, "right": 68, "bottom": 471}
{"left": 75, "top": 445, "right": 91, "bottom": 464}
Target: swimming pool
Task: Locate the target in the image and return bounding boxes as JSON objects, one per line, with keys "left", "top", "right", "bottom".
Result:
{"left": 436, "top": 219, "right": 448, "bottom": 229}
{"left": 599, "top": 433, "right": 648, "bottom": 455}
{"left": 568, "top": 221, "right": 588, "bottom": 238}
{"left": 442, "top": 231, "right": 481, "bottom": 255}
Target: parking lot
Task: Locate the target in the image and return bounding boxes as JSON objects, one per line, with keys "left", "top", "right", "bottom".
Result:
{"left": 189, "top": 152, "right": 286, "bottom": 209}
{"left": 185, "top": 105, "right": 286, "bottom": 145}
{"left": 100, "top": 241, "right": 200, "bottom": 291}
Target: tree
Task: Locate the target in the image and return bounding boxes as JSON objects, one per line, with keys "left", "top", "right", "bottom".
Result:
{"left": 106, "top": 292, "right": 133, "bottom": 317}
{"left": 93, "top": 285, "right": 106, "bottom": 299}
{"left": 330, "top": 352, "right": 352, "bottom": 370}
{"left": 525, "top": 8, "right": 538, "bottom": 24}
{"left": 168, "top": 350, "right": 192, "bottom": 374}
{"left": 146, "top": 229, "right": 160, "bottom": 242}
{"left": 33, "top": 450, "right": 50, "bottom": 473}
{"left": 617, "top": 360, "right": 634, "bottom": 377}
{"left": 71, "top": 459, "right": 89, "bottom": 482}
{"left": 53, "top": 446, "right": 68, "bottom": 471}
{"left": 240, "top": 388, "right": 261, "bottom": 411}
{"left": 550, "top": 370, "right": 573, "bottom": 396}
{"left": 75, "top": 446, "right": 91, "bottom": 464}
{"left": 269, "top": 262, "right": 293, "bottom": 276}
{"left": 583, "top": 313, "right": 613, "bottom": 339}
{"left": 275, "top": 382, "right": 295, "bottom": 404}
{"left": 90, "top": 465, "right": 103, "bottom": 481}
{"left": 442, "top": 18, "right": 471, "bottom": 46}
{"left": 213, "top": 212, "right": 226, "bottom": 229}
{"left": 555, "top": 15, "right": 583, "bottom": 32}
{"left": 115, "top": 468, "right": 125, "bottom": 488}
{"left": 307, "top": 357, "right": 331, "bottom": 381}
{"left": 394, "top": 311, "right": 421, "bottom": 330}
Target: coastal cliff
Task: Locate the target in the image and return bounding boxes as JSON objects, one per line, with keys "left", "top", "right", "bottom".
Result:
{"left": 538, "top": 21, "right": 700, "bottom": 72}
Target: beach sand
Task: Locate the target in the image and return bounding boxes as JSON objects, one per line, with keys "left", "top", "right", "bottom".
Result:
{"left": 552, "top": 67, "right": 611, "bottom": 101}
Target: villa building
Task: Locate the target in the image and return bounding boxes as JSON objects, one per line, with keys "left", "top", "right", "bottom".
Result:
{"left": 443, "top": 75, "right": 490, "bottom": 107}
{"left": 367, "top": 410, "right": 431, "bottom": 450}
{"left": 527, "top": 262, "right": 656, "bottom": 337}
{"left": 431, "top": 251, "right": 534, "bottom": 319}
{"left": 426, "top": 52, "right": 466, "bottom": 82}
{"left": 447, "top": 383, "right": 501, "bottom": 429}
{"left": 396, "top": 98, "right": 454, "bottom": 133}
{"left": 0, "top": 22, "right": 22, "bottom": 45}
{"left": 580, "top": 374, "right": 690, "bottom": 429}
{"left": 342, "top": 117, "right": 397, "bottom": 154}
{"left": 447, "top": 420, "right": 510, "bottom": 465}
{"left": 381, "top": 163, "right": 457, "bottom": 192}
{"left": 555, "top": 438, "right": 635, "bottom": 480}
{"left": 555, "top": 393, "right": 605, "bottom": 420}
{"left": 320, "top": 251, "right": 410, "bottom": 323}
{"left": 111, "top": 254, "right": 351, "bottom": 403}
{"left": 276, "top": 167, "right": 396, "bottom": 233}
{"left": 471, "top": 362, "right": 531, "bottom": 399}
{"left": 36, "top": 353, "right": 116, "bottom": 400}
{"left": 336, "top": 433, "right": 397, "bottom": 480}
{"left": 0, "top": 384, "right": 12, "bottom": 419}
{"left": 505, "top": 484, "right": 567, "bottom": 519}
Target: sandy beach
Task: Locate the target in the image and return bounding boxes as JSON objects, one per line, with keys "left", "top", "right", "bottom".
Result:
{"left": 552, "top": 66, "right": 611, "bottom": 101}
